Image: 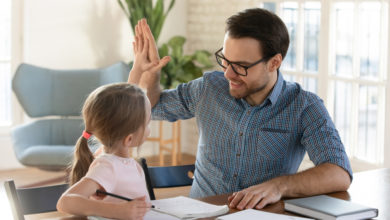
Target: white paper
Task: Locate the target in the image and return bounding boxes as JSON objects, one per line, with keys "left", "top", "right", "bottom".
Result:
{"left": 89, "top": 210, "right": 180, "bottom": 220}
{"left": 144, "top": 209, "right": 181, "bottom": 220}
{"left": 217, "top": 209, "right": 313, "bottom": 220}
{"left": 150, "top": 196, "right": 229, "bottom": 219}
{"left": 87, "top": 216, "right": 114, "bottom": 220}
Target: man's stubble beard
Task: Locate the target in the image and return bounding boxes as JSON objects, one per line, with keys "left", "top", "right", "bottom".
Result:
{"left": 229, "top": 82, "right": 268, "bottom": 100}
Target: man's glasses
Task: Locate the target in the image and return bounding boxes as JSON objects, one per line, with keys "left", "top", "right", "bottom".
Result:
{"left": 214, "top": 48, "right": 271, "bottom": 76}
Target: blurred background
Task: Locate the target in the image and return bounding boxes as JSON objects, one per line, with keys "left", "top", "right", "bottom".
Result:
{"left": 0, "top": 0, "right": 389, "bottom": 212}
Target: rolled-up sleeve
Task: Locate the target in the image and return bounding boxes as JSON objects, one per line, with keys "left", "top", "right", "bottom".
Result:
{"left": 300, "top": 98, "right": 353, "bottom": 181}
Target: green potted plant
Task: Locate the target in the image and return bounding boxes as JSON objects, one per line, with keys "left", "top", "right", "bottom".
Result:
{"left": 117, "top": 0, "right": 213, "bottom": 89}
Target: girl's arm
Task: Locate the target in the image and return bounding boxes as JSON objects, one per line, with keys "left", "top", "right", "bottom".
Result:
{"left": 57, "top": 178, "right": 151, "bottom": 220}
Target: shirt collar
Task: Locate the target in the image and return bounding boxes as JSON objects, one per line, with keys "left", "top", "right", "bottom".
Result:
{"left": 240, "top": 70, "right": 284, "bottom": 108}
{"left": 267, "top": 70, "right": 284, "bottom": 106}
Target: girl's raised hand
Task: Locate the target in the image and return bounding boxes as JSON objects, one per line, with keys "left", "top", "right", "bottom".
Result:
{"left": 128, "top": 19, "right": 154, "bottom": 84}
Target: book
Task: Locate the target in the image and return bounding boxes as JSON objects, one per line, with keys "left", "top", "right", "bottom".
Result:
{"left": 284, "top": 195, "right": 378, "bottom": 220}
{"left": 150, "top": 196, "right": 229, "bottom": 219}
{"left": 217, "top": 209, "right": 313, "bottom": 220}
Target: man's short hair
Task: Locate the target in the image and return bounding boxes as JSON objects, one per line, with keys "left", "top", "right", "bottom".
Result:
{"left": 226, "top": 8, "right": 290, "bottom": 60}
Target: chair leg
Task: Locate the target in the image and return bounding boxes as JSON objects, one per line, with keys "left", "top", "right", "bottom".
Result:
{"left": 159, "top": 121, "right": 164, "bottom": 166}
{"left": 4, "top": 180, "right": 24, "bottom": 220}
{"left": 140, "top": 158, "right": 156, "bottom": 200}
{"left": 177, "top": 120, "right": 182, "bottom": 164}
{"left": 148, "top": 120, "right": 182, "bottom": 166}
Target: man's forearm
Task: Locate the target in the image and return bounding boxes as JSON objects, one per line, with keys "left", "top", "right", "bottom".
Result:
{"left": 277, "top": 163, "right": 351, "bottom": 198}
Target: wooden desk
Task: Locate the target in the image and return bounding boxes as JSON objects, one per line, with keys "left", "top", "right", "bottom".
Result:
{"left": 27, "top": 168, "right": 390, "bottom": 220}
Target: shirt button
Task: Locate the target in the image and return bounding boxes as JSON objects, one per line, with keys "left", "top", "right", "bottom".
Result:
{"left": 233, "top": 174, "right": 238, "bottom": 178}
{"left": 247, "top": 111, "right": 251, "bottom": 115}
{"left": 239, "top": 132, "right": 243, "bottom": 136}
{"left": 236, "top": 153, "right": 241, "bottom": 157}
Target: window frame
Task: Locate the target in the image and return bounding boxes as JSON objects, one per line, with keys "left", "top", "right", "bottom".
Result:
{"left": 261, "top": 0, "right": 390, "bottom": 165}
{"left": 0, "top": 0, "right": 23, "bottom": 135}
{"left": 385, "top": 1, "right": 390, "bottom": 168}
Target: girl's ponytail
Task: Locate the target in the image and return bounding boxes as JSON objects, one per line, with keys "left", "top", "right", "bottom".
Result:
{"left": 69, "top": 135, "right": 94, "bottom": 185}
{"left": 68, "top": 83, "right": 147, "bottom": 185}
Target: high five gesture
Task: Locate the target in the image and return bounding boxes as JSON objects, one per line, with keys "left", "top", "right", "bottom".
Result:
{"left": 128, "top": 19, "right": 170, "bottom": 106}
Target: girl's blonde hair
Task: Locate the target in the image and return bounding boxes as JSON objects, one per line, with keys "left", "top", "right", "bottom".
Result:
{"left": 70, "top": 83, "right": 147, "bottom": 185}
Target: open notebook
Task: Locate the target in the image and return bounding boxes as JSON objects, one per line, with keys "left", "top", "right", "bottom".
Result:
{"left": 151, "top": 196, "right": 229, "bottom": 219}
{"left": 88, "top": 196, "right": 229, "bottom": 220}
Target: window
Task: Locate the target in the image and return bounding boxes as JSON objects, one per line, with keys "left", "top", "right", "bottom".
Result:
{"left": 329, "top": 1, "right": 388, "bottom": 163}
{"left": 260, "top": 1, "right": 389, "bottom": 164}
{"left": 278, "top": 1, "right": 321, "bottom": 94}
{"left": 0, "top": 0, "right": 12, "bottom": 127}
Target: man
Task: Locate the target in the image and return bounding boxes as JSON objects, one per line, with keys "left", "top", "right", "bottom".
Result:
{"left": 129, "top": 9, "right": 352, "bottom": 210}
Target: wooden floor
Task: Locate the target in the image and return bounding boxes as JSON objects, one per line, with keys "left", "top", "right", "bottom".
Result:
{"left": 0, "top": 153, "right": 196, "bottom": 219}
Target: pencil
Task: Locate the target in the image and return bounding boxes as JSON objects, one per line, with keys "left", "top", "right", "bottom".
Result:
{"left": 96, "top": 190, "right": 155, "bottom": 208}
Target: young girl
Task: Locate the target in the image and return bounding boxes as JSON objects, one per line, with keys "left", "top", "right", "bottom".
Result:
{"left": 57, "top": 18, "right": 169, "bottom": 220}
{"left": 57, "top": 83, "right": 152, "bottom": 220}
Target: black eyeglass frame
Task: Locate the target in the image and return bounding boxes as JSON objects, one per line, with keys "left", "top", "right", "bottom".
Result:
{"left": 214, "top": 47, "right": 272, "bottom": 76}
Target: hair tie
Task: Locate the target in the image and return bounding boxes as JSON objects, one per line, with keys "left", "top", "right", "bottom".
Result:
{"left": 82, "top": 130, "right": 92, "bottom": 140}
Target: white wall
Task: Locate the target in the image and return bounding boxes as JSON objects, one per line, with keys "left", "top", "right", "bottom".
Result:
{"left": 0, "top": 0, "right": 189, "bottom": 170}
{"left": 23, "top": 0, "right": 188, "bottom": 68}
{"left": 0, "top": 136, "right": 21, "bottom": 169}
{"left": 186, "top": 0, "right": 259, "bottom": 54}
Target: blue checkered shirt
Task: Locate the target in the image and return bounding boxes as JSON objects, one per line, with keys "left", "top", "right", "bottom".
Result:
{"left": 152, "top": 71, "right": 352, "bottom": 198}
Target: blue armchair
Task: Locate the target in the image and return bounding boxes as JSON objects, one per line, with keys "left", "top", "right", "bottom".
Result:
{"left": 12, "top": 62, "right": 130, "bottom": 171}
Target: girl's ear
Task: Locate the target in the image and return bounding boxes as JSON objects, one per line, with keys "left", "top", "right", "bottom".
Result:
{"left": 123, "top": 133, "right": 134, "bottom": 147}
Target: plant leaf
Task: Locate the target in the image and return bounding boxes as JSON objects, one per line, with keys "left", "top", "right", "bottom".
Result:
{"left": 117, "top": 0, "right": 130, "bottom": 17}
{"left": 168, "top": 36, "right": 186, "bottom": 58}
{"left": 193, "top": 50, "right": 213, "bottom": 67}
{"left": 154, "top": 14, "right": 165, "bottom": 42}
{"left": 144, "top": 0, "right": 153, "bottom": 22}
{"left": 151, "top": 0, "right": 164, "bottom": 41}
{"left": 165, "top": 0, "right": 176, "bottom": 16}
{"left": 158, "top": 44, "right": 169, "bottom": 58}
{"left": 168, "top": 36, "right": 186, "bottom": 48}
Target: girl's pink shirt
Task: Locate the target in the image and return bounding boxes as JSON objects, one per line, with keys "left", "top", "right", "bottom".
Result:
{"left": 84, "top": 154, "right": 150, "bottom": 203}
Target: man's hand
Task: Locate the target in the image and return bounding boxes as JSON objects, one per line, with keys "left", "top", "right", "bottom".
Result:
{"left": 228, "top": 178, "right": 285, "bottom": 210}
{"left": 227, "top": 163, "right": 351, "bottom": 210}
